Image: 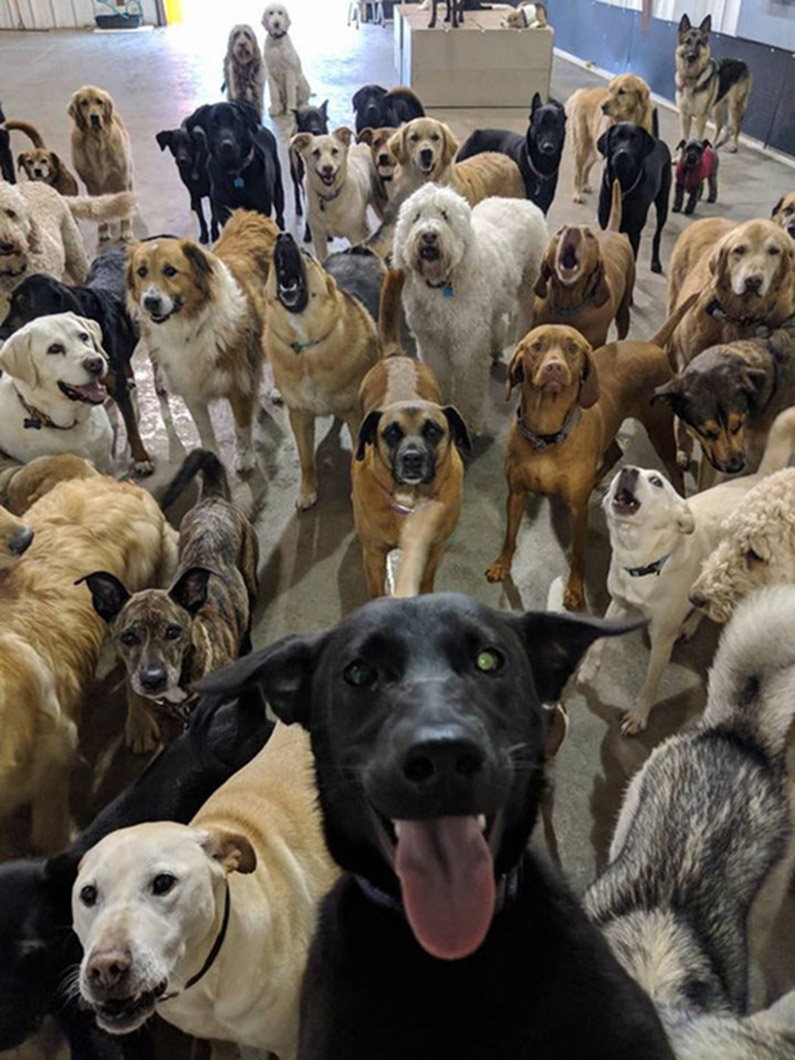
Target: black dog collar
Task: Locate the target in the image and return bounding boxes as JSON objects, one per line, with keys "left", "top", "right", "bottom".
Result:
{"left": 159, "top": 882, "right": 230, "bottom": 1001}
{"left": 516, "top": 405, "right": 581, "bottom": 450}
{"left": 318, "top": 184, "right": 343, "bottom": 210}
{"left": 16, "top": 387, "right": 75, "bottom": 431}
{"left": 705, "top": 298, "right": 771, "bottom": 328}
{"left": 356, "top": 862, "right": 523, "bottom": 917}
{"left": 624, "top": 553, "right": 671, "bottom": 578}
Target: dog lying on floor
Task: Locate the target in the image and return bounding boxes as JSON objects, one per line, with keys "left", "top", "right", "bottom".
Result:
{"left": 0, "top": 685, "right": 272, "bottom": 1055}
{"left": 197, "top": 595, "right": 673, "bottom": 1059}
{"left": 82, "top": 449, "right": 258, "bottom": 740}
{"left": 74, "top": 722, "right": 338, "bottom": 1059}
{"left": 586, "top": 586, "right": 795, "bottom": 1058}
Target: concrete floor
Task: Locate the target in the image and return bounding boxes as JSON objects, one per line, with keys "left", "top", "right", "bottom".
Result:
{"left": 1, "top": 2, "right": 794, "bottom": 1052}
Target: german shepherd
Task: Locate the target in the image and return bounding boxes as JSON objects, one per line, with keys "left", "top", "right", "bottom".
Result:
{"left": 675, "top": 14, "right": 751, "bottom": 152}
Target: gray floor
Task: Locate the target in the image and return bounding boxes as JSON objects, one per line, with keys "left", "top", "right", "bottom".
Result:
{"left": 1, "top": 2, "right": 794, "bottom": 1052}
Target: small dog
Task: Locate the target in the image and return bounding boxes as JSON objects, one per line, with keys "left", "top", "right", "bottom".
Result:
{"left": 261, "top": 2, "right": 311, "bottom": 118}
{"left": 196, "top": 597, "right": 674, "bottom": 1059}
{"left": 290, "top": 100, "right": 329, "bottom": 237}
{"left": 357, "top": 126, "right": 399, "bottom": 218}
{"left": 429, "top": 0, "right": 464, "bottom": 29}
{"left": 673, "top": 138, "right": 718, "bottom": 215}
{"left": 771, "top": 190, "right": 795, "bottom": 240}
{"left": 597, "top": 122, "right": 672, "bottom": 273}
{"left": 585, "top": 585, "right": 795, "bottom": 1057}
{"left": 67, "top": 85, "right": 134, "bottom": 242}
{"left": 675, "top": 14, "right": 752, "bottom": 152}
{"left": 456, "top": 94, "right": 567, "bottom": 214}
{"left": 265, "top": 233, "right": 381, "bottom": 509}
{"left": 351, "top": 84, "right": 425, "bottom": 134}
{"left": 156, "top": 115, "right": 219, "bottom": 244}
{"left": 222, "top": 24, "right": 266, "bottom": 116}
{"left": 5, "top": 117, "right": 79, "bottom": 195}
{"left": 503, "top": 1, "right": 547, "bottom": 29}
{"left": 81, "top": 449, "right": 258, "bottom": 736}
{"left": 291, "top": 127, "right": 375, "bottom": 261}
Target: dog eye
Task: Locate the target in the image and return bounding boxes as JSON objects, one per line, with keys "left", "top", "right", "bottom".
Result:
{"left": 163, "top": 265, "right": 177, "bottom": 278}
{"left": 78, "top": 332, "right": 89, "bottom": 342}
{"left": 80, "top": 884, "right": 98, "bottom": 907}
{"left": 382, "top": 423, "right": 404, "bottom": 446}
{"left": 475, "top": 648, "right": 503, "bottom": 674}
{"left": 745, "top": 548, "right": 765, "bottom": 566}
{"left": 47, "top": 343, "right": 64, "bottom": 356}
{"left": 531, "top": 341, "right": 543, "bottom": 353}
{"left": 136, "top": 266, "right": 148, "bottom": 278}
{"left": 440, "top": 209, "right": 448, "bottom": 221}
{"left": 732, "top": 245, "right": 746, "bottom": 256}
{"left": 119, "top": 630, "right": 140, "bottom": 646}
{"left": 422, "top": 421, "right": 443, "bottom": 441}
{"left": 768, "top": 246, "right": 781, "bottom": 256}
{"left": 729, "top": 422, "right": 743, "bottom": 434}
{"left": 409, "top": 134, "right": 419, "bottom": 142}
{"left": 430, "top": 133, "right": 439, "bottom": 142}
{"left": 312, "top": 149, "right": 320, "bottom": 158}
{"left": 343, "top": 660, "right": 378, "bottom": 688}
{"left": 5, "top": 208, "right": 16, "bottom": 219}
{"left": 649, "top": 476, "right": 663, "bottom": 487}
{"left": 152, "top": 874, "right": 176, "bottom": 896}
{"left": 165, "top": 624, "right": 182, "bottom": 640}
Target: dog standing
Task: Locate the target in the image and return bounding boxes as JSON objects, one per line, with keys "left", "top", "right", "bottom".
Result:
{"left": 352, "top": 84, "right": 425, "bottom": 134}
{"left": 156, "top": 117, "right": 219, "bottom": 245}
{"left": 291, "top": 101, "right": 329, "bottom": 238}
{"left": 261, "top": 2, "right": 311, "bottom": 119}
{"left": 673, "top": 138, "right": 719, "bottom": 215}
{"left": 222, "top": 24, "right": 266, "bottom": 116}
{"left": 675, "top": 14, "right": 752, "bottom": 152}
{"left": 5, "top": 117, "right": 79, "bottom": 195}
{"left": 428, "top": 0, "right": 463, "bottom": 28}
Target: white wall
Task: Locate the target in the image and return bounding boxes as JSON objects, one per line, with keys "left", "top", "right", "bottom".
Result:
{"left": 0, "top": 0, "right": 160, "bottom": 30}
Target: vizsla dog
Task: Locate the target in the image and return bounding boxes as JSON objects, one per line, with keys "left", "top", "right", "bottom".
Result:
{"left": 533, "top": 180, "right": 634, "bottom": 349}
{"left": 486, "top": 323, "right": 682, "bottom": 611}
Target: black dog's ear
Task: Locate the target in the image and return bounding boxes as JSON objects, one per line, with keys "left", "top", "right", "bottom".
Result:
{"left": 155, "top": 130, "right": 174, "bottom": 151}
{"left": 772, "top": 196, "right": 784, "bottom": 218}
{"left": 320, "top": 99, "right": 329, "bottom": 120}
{"left": 699, "top": 14, "right": 711, "bottom": 35}
{"left": 702, "top": 139, "right": 712, "bottom": 149}
{"left": 596, "top": 129, "right": 610, "bottom": 157}
{"left": 76, "top": 571, "right": 131, "bottom": 624}
{"left": 678, "top": 13, "right": 691, "bottom": 33}
{"left": 442, "top": 406, "right": 472, "bottom": 451}
{"left": 651, "top": 378, "right": 682, "bottom": 408}
{"left": 170, "top": 566, "right": 212, "bottom": 615}
{"left": 195, "top": 632, "right": 328, "bottom": 727}
{"left": 530, "top": 92, "right": 543, "bottom": 116}
{"left": 510, "top": 611, "right": 645, "bottom": 704}
{"left": 356, "top": 410, "right": 382, "bottom": 460}
{"left": 639, "top": 128, "right": 657, "bottom": 156}
{"left": 235, "top": 99, "right": 261, "bottom": 134}
{"left": 676, "top": 139, "right": 686, "bottom": 151}
{"left": 352, "top": 85, "right": 379, "bottom": 113}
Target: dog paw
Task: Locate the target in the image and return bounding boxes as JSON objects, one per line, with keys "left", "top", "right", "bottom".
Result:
{"left": 125, "top": 711, "right": 160, "bottom": 754}
{"left": 133, "top": 458, "right": 155, "bottom": 477}
{"left": 485, "top": 560, "right": 510, "bottom": 583}
{"left": 297, "top": 489, "right": 318, "bottom": 511}
{"left": 563, "top": 586, "right": 584, "bottom": 612}
{"left": 726, "top": 144, "right": 738, "bottom": 154}
{"left": 98, "top": 232, "right": 111, "bottom": 243}
{"left": 620, "top": 711, "right": 648, "bottom": 737}
{"left": 676, "top": 449, "right": 690, "bottom": 470}
{"left": 572, "top": 192, "right": 585, "bottom": 204}
{"left": 651, "top": 261, "right": 663, "bottom": 274}
{"left": 672, "top": 204, "right": 681, "bottom": 213}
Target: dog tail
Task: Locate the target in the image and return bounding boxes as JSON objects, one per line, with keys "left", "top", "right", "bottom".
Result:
{"left": 606, "top": 178, "right": 622, "bottom": 232}
{"left": 392, "top": 501, "right": 446, "bottom": 597}
{"left": 3, "top": 119, "right": 46, "bottom": 148}
{"left": 65, "top": 191, "right": 137, "bottom": 222}
{"left": 757, "top": 407, "right": 795, "bottom": 476}
{"left": 160, "top": 450, "right": 232, "bottom": 510}
{"left": 650, "top": 291, "right": 699, "bottom": 352}
{"left": 378, "top": 268, "right": 406, "bottom": 357}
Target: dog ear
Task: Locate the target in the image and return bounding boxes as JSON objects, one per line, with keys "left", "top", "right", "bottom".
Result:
{"left": 533, "top": 256, "right": 552, "bottom": 299}
{"left": 386, "top": 126, "right": 406, "bottom": 166}
{"left": 441, "top": 406, "right": 472, "bottom": 451}
{"left": 76, "top": 571, "right": 131, "bottom": 624}
{"left": 578, "top": 344, "right": 600, "bottom": 409}
{"left": 771, "top": 196, "right": 784, "bottom": 218}
{"left": 702, "top": 139, "right": 711, "bottom": 149}
{"left": 639, "top": 128, "right": 657, "bottom": 156}
{"left": 505, "top": 347, "right": 526, "bottom": 399}
{"left": 170, "top": 566, "right": 212, "bottom": 614}
{"left": 355, "top": 410, "right": 382, "bottom": 460}
{"left": 291, "top": 131, "right": 313, "bottom": 156}
{"left": 440, "top": 123, "right": 459, "bottom": 169}
{"left": 199, "top": 829, "right": 257, "bottom": 875}
{"left": 182, "top": 241, "right": 213, "bottom": 278}
{"left": 49, "top": 152, "right": 63, "bottom": 176}
{"left": 155, "top": 130, "right": 174, "bottom": 151}
{"left": 508, "top": 611, "right": 646, "bottom": 704}
{"left": 596, "top": 129, "right": 610, "bottom": 158}
{"left": 333, "top": 126, "right": 354, "bottom": 149}
{"left": 675, "top": 499, "right": 696, "bottom": 535}
{"left": 699, "top": 14, "right": 711, "bottom": 35}
{"left": 319, "top": 100, "right": 329, "bottom": 121}
{"left": 589, "top": 261, "right": 611, "bottom": 309}
{"left": 678, "top": 13, "right": 691, "bottom": 34}
{"left": 77, "top": 315, "right": 107, "bottom": 356}
{"left": 530, "top": 92, "right": 543, "bottom": 117}
{"left": 195, "top": 631, "right": 329, "bottom": 727}
{"left": 67, "top": 93, "right": 85, "bottom": 129}
{"left": 357, "top": 127, "right": 375, "bottom": 146}
{"left": 101, "top": 93, "right": 114, "bottom": 126}
{"left": 352, "top": 87, "right": 369, "bottom": 113}
{"left": 675, "top": 139, "right": 686, "bottom": 151}
{"left": 0, "top": 328, "right": 38, "bottom": 387}
{"left": 236, "top": 99, "right": 261, "bottom": 134}
{"left": 741, "top": 367, "right": 771, "bottom": 404}
{"left": 651, "top": 378, "right": 682, "bottom": 408}
{"left": 709, "top": 234, "right": 731, "bottom": 287}
{"left": 16, "top": 154, "right": 26, "bottom": 173}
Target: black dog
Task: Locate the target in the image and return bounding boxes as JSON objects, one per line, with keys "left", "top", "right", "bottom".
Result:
{"left": 597, "top": 121, "right": 672, "bottom": 274}
{"left": 291, "top": 100, "right": 329, "bottom": 242}
{"left": 200, "top": 594, "right": 674, "bottom": 1059}
{"left": 186, "top": 100, "right": 285, "bottom": 230}
{"left": 0, "top": 251, "right": 153, "bottom": 472}
{"left": 156, "top": 117, "right": 219, "bottom": 244}
{"left": 0, "top": 104, "right": 15, "bottom": 183}
{"left": 429, "top": 0, "right": 464, "bottom": 27}
{"left": 673, "top": 138, "right": 719, "bottom": 215}
{"left": 351, "top": 84, "right": 425, "bottom": 135}
{"left": 456, "top": 93, "right": 566, "bottom": 214}
{"left": 0, "top": 686, "right": 272, "bottom": 1057}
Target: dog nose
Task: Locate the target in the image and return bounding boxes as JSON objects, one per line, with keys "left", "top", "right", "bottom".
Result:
{"left": 421, "top": 231, "right": 437, "bottom": 245}
{"left": 139, "top": 665, "right": 168, "bottom": 693}
{"left": 83, "top": 356, "right": 105, "bottom": 376}
{"left": 689, "top": 590, "right": 707, "bottom": 609}
{"left": 378, "top": 153, "right": 390, "bottom": 166}
{"left": 90, "top": 114, "right": 101, "bottom": 129}
{"left": 721, "top": 452, "right": 745, "bottom": 474}
{"left": 0, "top": 241, "right": 15, "bottom": 254}
{"left": 600, "top": 102, "right": 609, "bottom": 114}
{"left": 420, "top": 148, "right": 433, "bottom": 165}
{"left": 402, "top": 735, "right": 485, "bottom": 788}
{"left": 9, "top": 526, "right": 34, "bottom": 556}
{"left": 321, "top": 164, "right": 334, "bottom": 176}
{"left": 540, "top": 359, "right": 567, "bottom": 383}
{"left": 219, "top": 138, "right": 236, "bottom": 154}
{"left": 743, "top": 275, "right": 763, "bottom": 294}
{"left": 143, "top": 294, "right": 162, "bottom": 313}
{"left": 87, "top": 949, "right": 131, "bottom": 991}
{"left": 400, "top": 448, "right": 425, "bottom": 474}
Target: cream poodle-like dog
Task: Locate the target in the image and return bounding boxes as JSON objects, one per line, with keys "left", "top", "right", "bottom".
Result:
{"left": 261, "top": 2, "right": 311, "bottom": 120}
{"left": 690, "top": 468, "right": 795, "bottom": 623}
{"left": 392, "top": 183, "right": 547, "bottom": 434}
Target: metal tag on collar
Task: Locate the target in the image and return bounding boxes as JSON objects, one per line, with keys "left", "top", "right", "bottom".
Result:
{"left": 443, "top": 282, "right": 454, "bottom": 298}
{"left": 233, "top": 176, "right": 245, "bottom": 188}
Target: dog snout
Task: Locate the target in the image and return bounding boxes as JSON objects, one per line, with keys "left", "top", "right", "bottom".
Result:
{"left": 421, "top": 231, "right": 438, "bottom": 246}
{"left": 402, "top": 731, "right": 486, "bottom": 792}
{"left": 743, "top": 274, "right": 763, "bottom": 294}
{"left": 377, "top": 152, "right": 390, "bottom": 167}
{"left": 538, "top": 358, "right": 567, "bottom": 386}
{"left": 600, "top": 102, "right": 610, "bottom": 114}
{"left": 719, "top": 452, "right": 745, "bottom": 474}
{"left": 420, "top": 148, "right": 433, "bottom": 167}
{"left": 83, "top": 356, "right": 105, "bottom": 377}
{"left": 688, "top": 590, "right": 707, "bottom": 610}
{"left": 218, "top": 137, "right": 236, "bottom": 156}
{"left": 86, "top": 949, "right": 131, "bottom": 993}
{"left": 0, "top": 241, "right": 15, "bottom": 254}
{"left": 397, "top": 443, "right": 430, "bottom": 482}
{"left": 90, "top": 113, "right": 102, "bottom": 130}
{"left": 9, "top": 526, "right": 34, "bottom": 556}
{"left": 138, "top": 665, "right": 168, "bottom": 693}
{"left": 143, "top": 292, "right": 162, "bottom": 314}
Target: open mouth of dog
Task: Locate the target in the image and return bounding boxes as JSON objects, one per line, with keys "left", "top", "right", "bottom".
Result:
{"left": 317, "top": 170, "right": 337, "bottom": 188}
{"left": 58, "top": 380, "right": 107, "bottom": 405}
{"left": 93, "top": 980, "right": 167, "bottom": 1033}
{"left": 419, "top": 244, "right": 441, "bottom": 262}
{"left": 612, "top": 487, "right": 640, "bottom": 515}
{"left": 147, "top": 302, "right": 182, "bottom": 325}
{"left": 556, "top": 242, "right": 580, "bottom": 282}
{"left": 0, "top": 262, "right": 27, "bottom": 278}
{"left": 273, "top": 234, "right": 309, "bottom": 313}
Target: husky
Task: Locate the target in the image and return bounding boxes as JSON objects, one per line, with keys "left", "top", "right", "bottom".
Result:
{"left": 675, "top": 14, "right": 752, "bottom": 153}
{"left": 585, "top": 585, "right": 795, "bottom": 1058}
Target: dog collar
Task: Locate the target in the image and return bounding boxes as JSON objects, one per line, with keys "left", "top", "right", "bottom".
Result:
{"left": 318, "top": 184, "right": 343, "bottom": 210}
{"left": 159, "top": 882, "right": 230, "bottom": 1001}
{"left": 515, "top": 405, "right": 581, "bottom": 450}
{"left": 356, "top": 862, "right": 523, "bottom": 917}
{"left": 525, "top": 151, "right": 558, "bottom": 187}
{"left": 378, "top": 481, "right": 439, "bottom": 516}
{"left": 230, "top": 148, "right": 255, "bottom": 188}
{"left": 609, "top": 166, "right": 643, "bottom": 200}
{"left": 425, "top": 278, "right": 454, "bottom": 297}
{"left": 624, "top": 553, "right": 672, "bottom": 578}
{"left": 705, "top": 298, "right": 772, "bottom": 328}
{"left": 16, "top": 387, "right": 76, "bottom": 431}
{"left": 547, "top": 290, "right": 597, "bottom": 318}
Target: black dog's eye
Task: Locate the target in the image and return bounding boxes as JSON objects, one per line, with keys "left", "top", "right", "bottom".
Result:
{"left": 163, "top": 265, "right": 177, "bottom": 278}
{"left": 137, "top": 265, "right": 148, "bottom": 278}
{"left": 165, "top": 624, "right": 182, "bottom": 640}
{"left": 343, "top": 660, "right": 378, "bottom": 688}
{"left": 475, "top": 648, "right": 503, "bottom": 674}
{"left": 422, "top": 420, "right": 443, "bottom": 441}
{"left": 119, "top": 630, "right": 140, "bottom": 647}
{"left": 382, "top": 423, "right": 404, "bottom": 446}
{"left": 745, "top": 548, "right": 765, "bottom": 566}
{"left": 152, "top": 874, "right": 176, "bottom": 896}
{"left": 649, "top": 475, "right": 663, "bottom": 488}
{"left": 47, "top": 343, "right": 65, "bottom": 355}
{"left": 80, "top": 884, "right": 97, "bottom": 907}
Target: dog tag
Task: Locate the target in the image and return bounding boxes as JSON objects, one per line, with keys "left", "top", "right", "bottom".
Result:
{"left": 443, "top": 283, "right": 454, "bottom": 297}
{"left": 234, "top": 176, "right": 245, "bottom": 188}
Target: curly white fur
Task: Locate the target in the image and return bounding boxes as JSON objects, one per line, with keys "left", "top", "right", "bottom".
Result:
{"left": 261, "top": 3, "right": 311, "bottom": 119}
{"left": 393, "top": 183, "right": 547, "bottom": 433}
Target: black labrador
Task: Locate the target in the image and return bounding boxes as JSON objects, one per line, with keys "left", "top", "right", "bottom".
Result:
{"left": 155, "top": 117, "right": 219, "bottom": 244}
{"left": 351, "top": 84, "right": 425, "bottom": 135}
{"left": 186, "top": 100, "right": 285, "bottom": 230}
{"left": 597, "top": 121, "right": 672, "bottom": 274}
{"left": 0, "top": 687, "right": 272, "bottom": 1058}
{"left": 456, "top": 93, "right": 566, "bottom": 214}
{"left": 0, "top": 251, "right": 153, "bottom": 472}
{"left": 291, "top": 101, "right": 329, "bottom": 242}
{"left": 200, "top": 593, "right": 674, "bottom": 1060}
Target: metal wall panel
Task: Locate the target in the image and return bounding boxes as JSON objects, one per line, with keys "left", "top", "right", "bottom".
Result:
{"left": 0, "top": 0, "right": 158, "bottom": 28}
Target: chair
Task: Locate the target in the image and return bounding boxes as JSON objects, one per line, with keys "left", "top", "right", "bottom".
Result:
{"left": 348, "top": 1, "right": 385, "bottom": 28}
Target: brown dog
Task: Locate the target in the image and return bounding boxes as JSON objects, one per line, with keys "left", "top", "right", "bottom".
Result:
{"left": 771, "top": 191, "right": 795, "bottom": 241}
{"left": 357, "top": 126, "right": 397, "bottom": 218}
{"left": 566, "top": 73, "right": 653, "bottom": 203}
{"left": 533, "top": 180, "right": 634, "bottom": 348}
{"left": 485, "top": 322, "right": 682, "bottom": 611}
{"left": 0, "top": 452, "right": 97, "bottom": 514}
{"left": 3, "top": 118, "right": 80, "bottom": 195}
{"left": 68, "top": 85, "right": 134, "bottom": 241}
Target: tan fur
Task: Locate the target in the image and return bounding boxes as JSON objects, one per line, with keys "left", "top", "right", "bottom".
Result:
{"left": 0, "top": 453, "right": 98, "bottom": 514}
{"left": 0, "top": 505, "right": 32, "bottom": 573}
{"left": 566, "top": 74, "right": 653, "bottom": 203}
{"left": 533, "top": 180, "right": 635, "bottom": 348}
{"left": 0, "top": 472, "right": 177, "bottom": 851}
{"left": 17, "top": 148, "right": 79, "bottom": 196}
{"left": 357, "top": 126, "right": 397, "bottom": 219}
{"left": 771, "top": 191, "right": 795, "bottom": 237}
{"left": 486, "top": 324, "right": 681, "bottom": 611}
{"left": 388, "top": 117, "right": 525, "bottom": 205}
{"left": 68, "top": 85, "right": 134, "bottom": 241}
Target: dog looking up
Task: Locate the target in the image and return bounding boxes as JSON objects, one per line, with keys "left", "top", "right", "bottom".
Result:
{"left": 222, "top": 24, "right": 266, "bottom": 116}
{"left": 261, "top": 2, "right": 311, "bottom": 122}
{"left": 4, "top": 117, "right": 79, "bottom": 195}
{"left": 81, "top": 449, "right": 258, "bottom": 738}
{"left": 585, "top": 586, "right": 795, "bottom": 1058}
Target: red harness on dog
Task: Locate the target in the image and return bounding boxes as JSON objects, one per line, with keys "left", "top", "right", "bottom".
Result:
{"left": 675, "top": 145, "right": 716, "bottom": 193}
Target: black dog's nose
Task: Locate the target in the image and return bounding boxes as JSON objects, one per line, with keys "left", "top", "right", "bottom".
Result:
{"left": 83, "top": 356, "right": 105, "bottom": 376}
{"left": 9, "top": 526, "right": 34, "bottom": 556}
{"left": 402, "top": 735, "right": 485, "bottom": 788}
{"left": 421, "top": 231, "right": 437, "bottom": 245}
{"left": 744, "top": 275, "right": 763, "bottom": 294}
{"left": 219, "top": 137, "right": 236, "bottom": 155}
{"left": 139, "top": 666, "right": 168, "bottom": 692}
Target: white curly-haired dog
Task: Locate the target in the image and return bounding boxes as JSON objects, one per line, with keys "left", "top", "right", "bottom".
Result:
{"left": 690, "top": 468, "right": 795, "bottom": 623}
{"left": 261, "top": 2, "right": 311, "bottom": 120}
{"left": 393, "top": 183, "right": 547, "bottom": 434}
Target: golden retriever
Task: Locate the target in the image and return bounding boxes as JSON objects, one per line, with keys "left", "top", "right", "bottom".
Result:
{"left": 566, "top": 73, "right": 653, "bottom": 203}
{"left": 68, "top": 85, "right": 134, "bottom": 241}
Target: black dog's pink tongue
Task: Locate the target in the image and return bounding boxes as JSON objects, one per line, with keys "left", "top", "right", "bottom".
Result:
{"left": 394, "top": 816, "right": 495, "bottom": 960}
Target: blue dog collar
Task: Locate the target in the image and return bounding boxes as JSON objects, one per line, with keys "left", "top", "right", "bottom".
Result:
{"left": 624, "top": 553, "right": 671, "bottom": 578}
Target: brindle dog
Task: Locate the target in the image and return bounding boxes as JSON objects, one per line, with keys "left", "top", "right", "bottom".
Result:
{"left": 80, "top": 449, "right": 258, "bottom": 737}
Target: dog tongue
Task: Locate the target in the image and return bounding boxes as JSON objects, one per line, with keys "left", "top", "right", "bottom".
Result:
{"left": 72, "top": 380, "right": 106, "bottom": 405}
{"left": 394, "top": 816, "right": 495, "bottom": 960}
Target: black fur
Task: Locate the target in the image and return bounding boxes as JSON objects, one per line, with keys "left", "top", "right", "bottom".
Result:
{"left": 155, "top": 116, "right": 219, "bottom": 244}
{"left": 351, "top": 85, "right": 425, "bottom": 135}
{"left": 185, "top": 101, "right": 285, "bottom": 230}
{"left": 455, "top": 94, "right": 566, "bottom": 214}
{"left": 198, "top": 594, "right": 673, "bottom": 1060}
{"left": 0, "top": 104, "right": 15, "bottom": 183}
{"left": 597, "top": 122, "right": 672, "bottom": 274}
{"left": 716, "top": 57, "right": 751, "bottom": 106}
